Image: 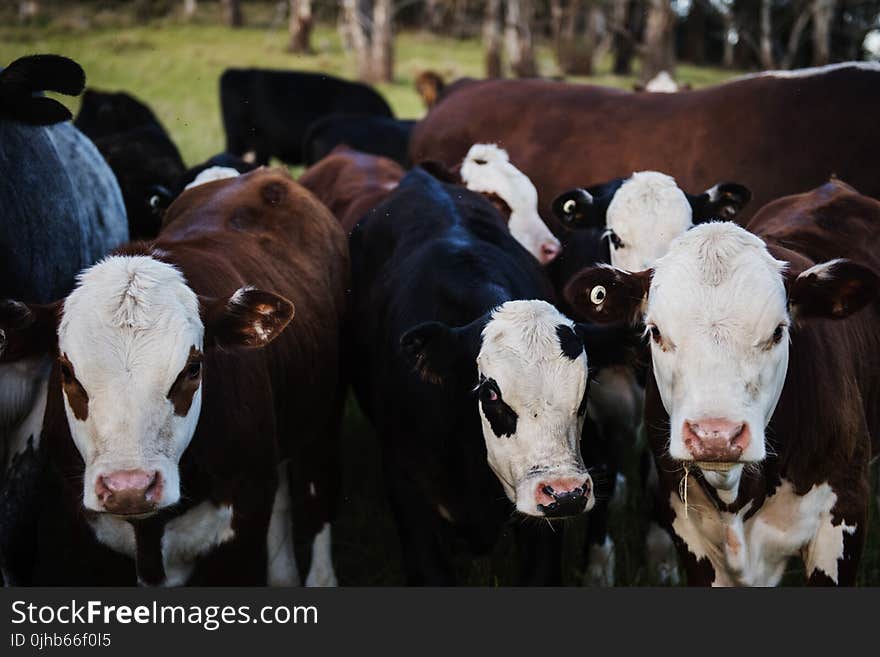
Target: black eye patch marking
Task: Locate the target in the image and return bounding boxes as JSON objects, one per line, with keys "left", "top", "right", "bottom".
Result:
{"left": 478, "top": 377, "right": 518, "bottom": 437}
{"left": 556, "top": 324, "right": 584, "bottom": 361}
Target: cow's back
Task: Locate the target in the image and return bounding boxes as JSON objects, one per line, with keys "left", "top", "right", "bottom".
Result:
{"left": 411, "top": 65, "right": 880, "bottom": 227}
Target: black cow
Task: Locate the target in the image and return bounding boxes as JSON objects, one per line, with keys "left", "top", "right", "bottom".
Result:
{"left": 302, "top": 114, "right": 415, "bottom": 167}
{"left": 349, "top": 167, "right": 629, "bottom": 585}
{"left": 0, "top": 55, "right": 128, "bottom": 584}
{"left": 74, "top": 89, "right": 186, "bottom": 240}
{"left": 220, "top": 68, "right": 393, "bottom": 166}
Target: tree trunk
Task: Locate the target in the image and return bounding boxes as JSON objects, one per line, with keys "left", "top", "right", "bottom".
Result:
{"left": 721, "top": 8, "right": 735, "bottom": 68}
{"left": 183, "top": 0, "right": 196, "bottom": 19}
{"left": 371, "top": 0, "right": 394, "bottom": 82}
{"left": 288, "top": 0, "right": 313, "bottom": 53}
{"left": 759, "top": 0, "right": 775, "bottom": 68}
{"left": 341, "top": 0, "right": 394, "bottom": 83}
{"left": 641, "top": 0, "right": 676, "bottom": 81}
{"left": 683, "top": 0, "right": 706, "bottom": 64}
{"left": 811, "top": 0, "right": 836, "bottom": 65}
{"left": 425, "top": 0, "right": 445, "bottom": 32}
{"left": 781, "top": 4, "right": 812, "bottom": 69}
{"left": 221, "top": 0, "right": 242, "bottom": 27}
{"left": 611, "top": 0, "right": 636, "bottom": 75}
{"left": 484, "top": 0, "right": 503, "bottom": 78}
{"left": 505, "top": 0, "right": 538, "bottom": 78}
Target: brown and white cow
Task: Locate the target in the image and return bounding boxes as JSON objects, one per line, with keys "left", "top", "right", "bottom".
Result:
{"left": 565, "top": 179, "right": 880, "bottom": 585}
{"left": 0, "top": 168, "right": 349, "bottom": 586}
{"left": 298, "top": 144, "right": 404, "bottom": 234}
{"left": 410, "top": 63, "right": 880, "bottom": 229}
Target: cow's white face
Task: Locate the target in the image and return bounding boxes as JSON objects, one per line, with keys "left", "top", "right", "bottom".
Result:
{"left": 460, "top": 143, "right": 561, "bottom": 264}
{"left": 645, "top": 224, "right": 790, "bottom": 487}
{"left": 58, "top": 256, "right": 204, "bottom": 516}
{"left": 475, "top": 301, "right": 593, "bottom": 517}
{"left": 606, "top": 172, "right": 694, "bottom": 272}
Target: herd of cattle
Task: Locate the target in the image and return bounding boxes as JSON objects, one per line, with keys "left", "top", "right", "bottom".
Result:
{"left": 0, "top": 53, "right": 878, "bottom": 587}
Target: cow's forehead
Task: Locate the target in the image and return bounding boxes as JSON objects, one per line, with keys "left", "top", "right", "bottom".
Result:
{"left": 59, "top": 255, "right": 203, "bottom": 374}
{"left": 478, "top": 301, "right": 585, "bottom": 386}
{"left": 648, "top": 223, "right": 788, "bottom": 329}
{"left": 607, "top": 171, "right": 692, "bottom": 238}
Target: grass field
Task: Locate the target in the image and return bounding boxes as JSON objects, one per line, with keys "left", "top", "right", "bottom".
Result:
{"left": 2, "top": 3, "right": 877, "bottom": 586}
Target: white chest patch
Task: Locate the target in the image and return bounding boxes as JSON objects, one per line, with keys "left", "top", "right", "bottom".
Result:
{"left": 89, "top": 502, "right": 236, "bottom": 586}
{"left": 670, "top": 478, "right": 855, "bottom": 586}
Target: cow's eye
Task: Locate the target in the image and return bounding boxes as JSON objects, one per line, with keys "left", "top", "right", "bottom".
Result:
{"left": 186, "top": 359, "right": 202, "bottom": 380}
{"left": 649, "top": 325, "right": 662, "bottom": 345}
{"left": 480, "top": 380, "right": 501, "bottom": 404}
{"left": 608, "top": 231, "right": 625, "bottom": 249}
{"left": 771, "top": 324, "right": 786, "bottom": 345}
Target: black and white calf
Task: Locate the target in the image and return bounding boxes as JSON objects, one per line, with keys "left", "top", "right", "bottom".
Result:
{"left": 349, "top": 167, "right": 628, "bottom": 585}
{"left": 553, "top": 171, "right": 750, "bottom": 273}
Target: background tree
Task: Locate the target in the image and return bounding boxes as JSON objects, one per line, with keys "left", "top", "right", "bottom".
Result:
{"left": 288, "top": 0, "right": 314, "bottom": 53}
{"left": 341, "top": 0, "right": 394, "bottom": 83}
{"left": 183, "top": 0, "right": 197, "bottom": 19}
{"left": 484, "top": 0, "right": 504, "bottom": 77}
{"left": 221, "top": 0, "right": 243, "bottom": 28}
{"left": 641, "top": 0, "right": 676, "bottom": 80}
{"left": 811, "top": 0, "right": 836, "bottom": 64}
{"left": 505, "top": 0, "right": 538, "bottom": 77}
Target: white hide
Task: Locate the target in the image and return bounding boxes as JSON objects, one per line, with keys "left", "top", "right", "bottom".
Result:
{"left": 475, "top": 300, "right": 592, "bottom": 516}
{"left": 644, "top": 223, "right": 790, "bottom": 490}
{"left": 267, "top": 461, "right": 300, "bottom": 586}
{"left": 460, "top": 143, "right": 561, "bottom": 263}
{"left": 184, "top": 166, "right": 241, "bottom": 190}
{"left": 305, "top": 523, "right": 338, "bottom": 587}
{"left": 644, "top": 71, "right": 680, "bottom": 93}
{"left": 606, "top": 171, "right": 694, "bottom": 273}
{"left": 58, "top": 255, "right": 204, "bottom": 512}
{"left": 89, "top": 501, "right": 235, "bottom": 587}
{"left": 735, "top": 61, "right": 880, "bottom": 82}
{"left": 670, "top": 479, "right": 855, "bottom": 586}
{"left": 0, "top": 356, "right": 50, "bottom": 469}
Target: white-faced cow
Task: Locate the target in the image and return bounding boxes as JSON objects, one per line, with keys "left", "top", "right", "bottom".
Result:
{"left": 460, "top": 143, "right": 561, "bottom": 265}
{"left": 552, "top": 171, "right": 750, "bottom": 274}
{"left": 0, "top": 168, "right": 348, "bottom": 586}
{"left": 565, "top": 180, "right": 880, "bottom": 585}
{"left": 349, "top": 167, "right": 631, "bottom": 584}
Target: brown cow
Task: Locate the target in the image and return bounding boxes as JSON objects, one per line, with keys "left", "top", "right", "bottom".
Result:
{"left": 0, "top": 168, "right": 349, "bottom": 586}
{"left": 410, "top": 63, "right": 880, "bottom": 229}
{"left": 299, "top": 145, "right": 404, "bottom": 234}
{"left": 565, "top": 179, "right": 880, "bottom": 585}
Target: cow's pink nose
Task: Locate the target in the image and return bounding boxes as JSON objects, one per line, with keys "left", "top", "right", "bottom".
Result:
{"left": 682, "top": 418, "right": 750, "bottom": 461}
{"left": 539, "top": 241, "right": 561, "bottom": 264}
{"left": 95, "top": 469, "right": 162, "bottom": 516}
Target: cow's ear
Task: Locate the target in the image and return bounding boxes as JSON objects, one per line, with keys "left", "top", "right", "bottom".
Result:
{"left": 400, "top": 316, "right": 485, "bottom": 385}
{"left": 688, "top": 183, "right": 751, "bottom": 222}
{"left": 202, "top": 287, "right": 294, "bottom": 349}
{"left": 552, "top": 188, "right": 604, "bottom": 229}
{"left": 564, "top": 266, "right": 651, "bottom": 325}
{"left": 787, "top": 259, "right": 879, "bottom": 320}
{"left": 0, "top": 299, "right": 61, "bottom": 362}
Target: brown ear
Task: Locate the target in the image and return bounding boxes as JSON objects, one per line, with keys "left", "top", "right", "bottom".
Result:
{"left": 0, "top": 299, "right": 61, "bottom": 362}
{"left": 201, "top": 287, "right": 294, "bottom": 349}
{"left": 563, "top": 266, "right": 652, "bottom": 325}
{"left": 788, "top": 259, "right": 879, "bottom": 320}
